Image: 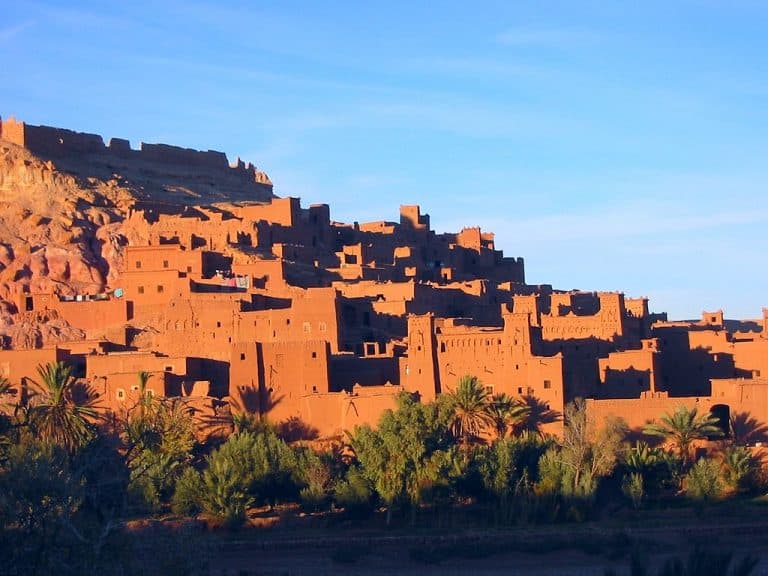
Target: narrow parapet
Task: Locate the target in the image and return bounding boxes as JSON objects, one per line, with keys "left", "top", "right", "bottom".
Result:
{"left": 0, "top": 115, "right": 272, "bottom": 191}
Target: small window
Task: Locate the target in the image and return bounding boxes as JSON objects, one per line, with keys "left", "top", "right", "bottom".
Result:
{"left": 303, "top": 322, "right": 311, "bottom": 333}
{"left": 138, "top": 286, "right": 145, "bottom": 294}
{"left": 240, "top": 353, "right": 246, "bottom": 361}
{"left": 517, "top": 387, "right": 523, "bottom": 394}
{"left": 543, "top": 380, "right": 551, "bottom": 389}
{"left": 311, "top": 351, "right": 317, "bottom": 359}
{"left": 156, "top": 285, "right": 164, "bottom": 293}
{"left": 286, "top": 319, "right": 291, "bottom": 325}
{"left": 187, "top": 266, "right": 192, "bottom": 273}
{"left": 117, "top": 388, "right": 125, "bottom": 400}
{"left": 163, "top": 260, "right": 169, "bottom": 268}
{"left": 165, "top": 365, "right": 173, "bottom": 372}
{"left": 216, "top": 321, "right": 221, "bottom": 328}
{"left": 319, "top": 322, "right": 327, "bottom": 332}
{"left": 135, "top": 261, "right": 142, "bottom": 269}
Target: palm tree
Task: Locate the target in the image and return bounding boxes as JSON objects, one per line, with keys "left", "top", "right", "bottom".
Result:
{"left": 445, "top": 375, "right": 494, "bottom": 451}
{"left": 0, "top": 377, "right": 14, "bottom": 454}
{"left": 0, "top": 376, "right": 12, "bottom": 402}
{"left": 27, "top": 361, "right": 98, "bottom": 454}
{"left": 489, "top": 393, "right": 530, "bottom": 439}
{"left": 134, "top": 370, "right": 154, "bottom": 420}
{"left": 644, "top": 405, "right": 723, "bottom": 463}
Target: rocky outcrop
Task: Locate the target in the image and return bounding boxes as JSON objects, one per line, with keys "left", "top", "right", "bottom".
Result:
{"left": 0, "top": 128, "right": 273, "bottom": 349}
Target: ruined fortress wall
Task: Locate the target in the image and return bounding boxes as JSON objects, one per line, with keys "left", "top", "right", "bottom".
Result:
{"left": 139, "top": 143, "right": 229, "bottom": 169}
{"left": 0, "top": 117, "right": 272, "bottom": 191}
{"left": 0, "top": 117, "right": 25, "bottom": 146}
{"left": 2, "top": 119, "right": 107, "bottom": 157}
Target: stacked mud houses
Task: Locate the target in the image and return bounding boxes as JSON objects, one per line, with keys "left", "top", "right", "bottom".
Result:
{"left": 1, "top": 117, "right": 767, "bottom": 439}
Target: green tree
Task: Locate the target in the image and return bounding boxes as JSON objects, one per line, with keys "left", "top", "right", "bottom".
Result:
{"left": 0, "top": 377, "right": 15, "bottom": 459}
{"left": 200, "top": 445, "right": 254, "bottom": 528}
{"left": 0, "top": 439, "right": 84, "bottom": 573}
{"left": 445, "top": 375, "right": 494, "bottom": 451}
{"left": 134, "top": 370, "right": 153, "bottom": 420}
{"left": 27, "top": 362, "right": 98, "bottom": 455}
{"left": 685, "top": 457, "right": 723, "bottom": 503}
{"left": 479, "top": 432, "right": 549, "bottom": 500}
{"left": 719, "top": 446, "right": 758, "bottom": 495}
{"left": 542, "top": 399, "right": 626, "bottom": 498}
{"left": 621, "top": 440, "right": 673, "bottom": 497}
{"left": 349, "top": 392, "right": 459, "bottom": 524}
{"left": 124, "top": 398, "right": 196, "bottom": 511}
{"left": 488, "top": 393, "right": 531, "bottom": 440}
{"left": 644, "top": 406, "right": 723, "bottom": 463}
{"left": 193, "top": 429, "right": 302, "bottom": 526}
{"left": 333, "top": 466, "right": 375, "bottom": 519}
{"left": 478, "top": 431, "right": 550, "bottom": 523}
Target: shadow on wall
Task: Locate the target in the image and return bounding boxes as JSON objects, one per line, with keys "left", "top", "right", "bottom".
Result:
{"left": 731, "top": 411, "right": 768, "bottom": 445}
{"left": 520, "top": 395, "right": 561, "bottom": 433}
{"left": 600, "top": 367, "right": 653, "bottom": 400}
{"left": 276, "top": 416, "right": 319, "bottom": 442}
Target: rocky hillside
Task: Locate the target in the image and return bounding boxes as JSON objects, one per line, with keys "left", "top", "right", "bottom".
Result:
{"left": 0, "top": 137, "right": 272, "bottom": 349}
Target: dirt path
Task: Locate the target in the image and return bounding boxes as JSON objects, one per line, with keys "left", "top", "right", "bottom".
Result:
{"left": 206, "top": 516, "right": 768, "bottom": 575}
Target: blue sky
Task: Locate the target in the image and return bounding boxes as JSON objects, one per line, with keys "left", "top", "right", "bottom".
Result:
{"left": 2, "top": 1, "right": 767, "bottom": 319}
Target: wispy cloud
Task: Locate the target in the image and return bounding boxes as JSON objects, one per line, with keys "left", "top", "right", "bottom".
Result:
{"left": 0, "top": 20, "right": 34, "bottom": 43}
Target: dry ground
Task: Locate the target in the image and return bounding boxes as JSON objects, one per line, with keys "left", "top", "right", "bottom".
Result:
{"left": 187, "top": 502, "right": 768, "bottom": 575}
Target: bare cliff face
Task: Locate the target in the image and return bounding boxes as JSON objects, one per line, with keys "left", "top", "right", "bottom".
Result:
{"left": 0, "top": 136, "right": 273, "bottom": 349}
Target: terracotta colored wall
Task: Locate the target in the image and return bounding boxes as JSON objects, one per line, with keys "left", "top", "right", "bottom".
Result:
{"left": 597, "top": 340, "right": 660, "bottom": 398}
{"left": 125, "top": 245, "right": 204, "bottom": 275}
{"left": 240, "top": 197, "right": 299, "bottom": 227}
{"left": 400, "top": 205, "right": 430, "bottom": 232}
{"left": 120, "top": 269, "right": 186, "bottom": 307}
{"left": 297, "top": 385, "right": 401, "bottom": 437}
{"left": 0, "top": 116, "right": 25, "bottom": 145}
{"left": 28, "top": 293, "right": 128, "bottom": 332}
{"left": 86, "top": 352, "right": 196, "bottom": 379}
{"left": 94, "top": 370, "right": 171, "bottom": 411}
{"left": 0, "top": 347, "right": 64, "bottom": 405}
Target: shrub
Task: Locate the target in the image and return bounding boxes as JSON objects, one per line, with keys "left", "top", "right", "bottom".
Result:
{"left": 192, "top": 430, "right": 303, "bottom": 527}
{"left": 720, "top": 446, "right": 757, "bottom": 494}
{"left": 622, "top": 472, "right": 645, "bottom": 510}
{"left": 685, "top": 457, "right": 722, "bottom": 503}
{"left": 299, "top": 485, "right": 328, "bottom": 512}
{"left": 333, "top": 467, "right": 375, "bottom": 519}
{"left": 171, "top": 466, "right": 203, "bottom": 516}
{"left": 199, "top": 447, "right": 253, "bottom": 528}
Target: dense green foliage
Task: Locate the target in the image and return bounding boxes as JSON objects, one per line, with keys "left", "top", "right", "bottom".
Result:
{"left": 1, "top": 365, "right": 767, "bottom": 573}
{"left": 27, "top": 362, "right": 99, "bottom": 455}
